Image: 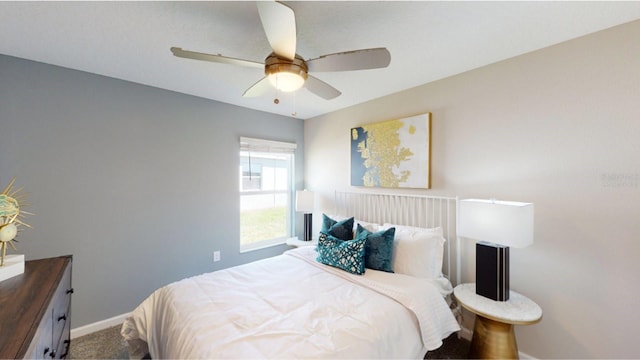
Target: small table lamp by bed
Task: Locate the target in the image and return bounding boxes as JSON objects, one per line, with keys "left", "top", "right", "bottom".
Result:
{"left": 458, "top": 199, "right": 534, "bottom": 301}
{"left": 296, "top": 190, "right": 314, "bottom": 241}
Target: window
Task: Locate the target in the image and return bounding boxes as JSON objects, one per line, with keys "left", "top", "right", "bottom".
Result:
{"left": 239, "top": 137, "right": 296, "bottom": 252}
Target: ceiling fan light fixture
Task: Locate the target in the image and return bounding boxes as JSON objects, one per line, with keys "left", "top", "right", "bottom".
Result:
{"left": 267, "top": 72, "right": 305, "bottom": 92}
{"left": 265, "top": 53, "right": 308, "bottom": 92}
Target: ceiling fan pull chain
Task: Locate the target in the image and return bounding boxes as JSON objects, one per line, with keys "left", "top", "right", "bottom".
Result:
{"left": 274, "top": 76, "right": 280, "bottom": 104}
{"left": 291, "top": 91, "right": 297, "bottom": 117}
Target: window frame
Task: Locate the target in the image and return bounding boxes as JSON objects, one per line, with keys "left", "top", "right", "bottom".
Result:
{"left": 239, "top": 137, "right": 296, "bottom": 252}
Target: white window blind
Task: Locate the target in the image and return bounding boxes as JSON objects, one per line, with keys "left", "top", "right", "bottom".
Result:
{"left": 240, "top": 137, "right": 297, "bottom": 154}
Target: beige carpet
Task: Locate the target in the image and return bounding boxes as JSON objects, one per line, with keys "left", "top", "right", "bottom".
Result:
{"left": 70, "top": 325, "right": 129, "bottom": 359}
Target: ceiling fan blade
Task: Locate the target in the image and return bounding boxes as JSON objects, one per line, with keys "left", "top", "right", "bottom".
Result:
{"left": 242, "top": 77, "right": 272, "bottom": 97}
{"left": 307, "top": 48, "right": 391, "bottom": 72}
{"left": 305, "top": 75, "right": 341, "bottom": 100}
{"left": 171, "top": 47, "right": 264, "bottom": 69}
{"left": 256, "top": 1, "right": 296, "bottom": 60}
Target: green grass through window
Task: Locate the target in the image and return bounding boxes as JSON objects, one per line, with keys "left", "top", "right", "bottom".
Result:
{"left": 240, "top": 206, "right": 286, "bottom": 244}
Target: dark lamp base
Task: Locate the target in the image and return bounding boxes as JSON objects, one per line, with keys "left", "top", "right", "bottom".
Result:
{"left": 303, "top": 213, "right": 313, "bottom": 241}
{"left": 476, "top": 241, "right": 510, "bottom": 301}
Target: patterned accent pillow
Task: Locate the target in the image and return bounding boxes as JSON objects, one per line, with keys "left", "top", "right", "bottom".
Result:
{"left": 316, "top": 232, "right": 366, "bottom": 275}
{"left": 320, "top": 214, "right": 354, "bottom": 240}
{"left": 355, "top": 224, "right": 396, "bottom": 273}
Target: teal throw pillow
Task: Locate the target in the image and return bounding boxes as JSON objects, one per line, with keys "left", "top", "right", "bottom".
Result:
{"left": 355, "top": 224, "right": 395, "bottom": 273}
{"left": 316, "top": 232, "right": 366, "bottom": 275}
{"left": 321, "top": 214, "right": 354, "bottom": 240}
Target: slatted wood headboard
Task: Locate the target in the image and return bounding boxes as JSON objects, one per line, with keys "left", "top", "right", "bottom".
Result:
{"left": 334, "top": 191, "right": 460, "bottom": 285}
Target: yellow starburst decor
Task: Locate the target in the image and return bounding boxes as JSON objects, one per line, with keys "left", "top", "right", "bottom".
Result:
{"left": 0, "top": 178, "right": 31, "bottom": 268}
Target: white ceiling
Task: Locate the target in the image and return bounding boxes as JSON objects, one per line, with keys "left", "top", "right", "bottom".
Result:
{"left": 1, "top": 1, "right": 639, "bottom": 120}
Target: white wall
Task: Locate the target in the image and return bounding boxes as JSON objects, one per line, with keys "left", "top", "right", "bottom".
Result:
{"left": 305, "top": 20, "right": 640, "bottom": 358}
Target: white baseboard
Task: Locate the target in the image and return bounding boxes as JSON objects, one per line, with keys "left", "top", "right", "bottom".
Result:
{"left": 519, "top": 351, "right": 536, "bottom": 359}
{"left": 71, "top": 312, "right": 130, "bottom": 339}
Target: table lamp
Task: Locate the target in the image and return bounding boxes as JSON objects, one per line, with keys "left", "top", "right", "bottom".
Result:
{"left": 295, "top": 190, "right": 314, "bottom": 241}
{"left": 459, "top": 199, "right": 534, "bottom": 301}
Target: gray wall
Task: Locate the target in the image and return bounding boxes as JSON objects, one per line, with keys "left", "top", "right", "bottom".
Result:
{"left": 0, "top": 54, "right": 304, "bottom": 328}
{"left": 305, "top": 20, "right": 640, "bottom": 358}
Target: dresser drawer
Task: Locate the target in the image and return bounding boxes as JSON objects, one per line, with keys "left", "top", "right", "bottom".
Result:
{"left": 23, "top": 308, "right": 54, "bottom": 359}
{"left": 51, "top": 264, "right": 72, "bottom": 351}
{"left": 55, "top": 319, "right": 72, "bottom": 359}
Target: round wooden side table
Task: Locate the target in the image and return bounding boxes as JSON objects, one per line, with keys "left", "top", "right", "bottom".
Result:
{"left": 453, "top": 283, "right": 542, "bottom": 359}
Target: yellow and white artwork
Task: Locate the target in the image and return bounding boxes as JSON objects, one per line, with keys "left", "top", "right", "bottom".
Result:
{"left": 351, "top": 113, "right": 431, "bottom": 189}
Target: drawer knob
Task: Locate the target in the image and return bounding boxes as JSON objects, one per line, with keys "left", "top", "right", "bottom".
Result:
{"left": 49, "top": 350, "right": 56, "bottom": 358}
{"left": 58, "top": 314, "right": 67, "bottom": 322}
{"left": 60, "top": 339, "right": 71, "bottom": 358}
{"left": 66, "top": 288, "right": 74, "bottom": 294}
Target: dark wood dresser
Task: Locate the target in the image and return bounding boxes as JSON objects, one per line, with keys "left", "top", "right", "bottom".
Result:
{"left": 0, "top": 255, "right": 73, "bottom": 359}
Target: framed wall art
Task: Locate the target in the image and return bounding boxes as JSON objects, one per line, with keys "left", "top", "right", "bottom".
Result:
{"left": 350, "top": 112, "right": 431, "bottom": 189}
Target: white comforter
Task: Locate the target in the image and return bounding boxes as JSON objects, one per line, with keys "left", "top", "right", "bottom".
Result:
{"left": 121, "top": 246, "right": 460, "bottom": 359}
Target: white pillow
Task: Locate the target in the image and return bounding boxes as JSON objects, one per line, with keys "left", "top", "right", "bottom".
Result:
{"left": 354, "top": 219, "right": 381, "bottom": 233}
{"left": 381, "top": 223, "right": 445, "bottom": 279}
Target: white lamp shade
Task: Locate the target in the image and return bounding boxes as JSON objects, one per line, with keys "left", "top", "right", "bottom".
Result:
{"left": 295, "top": 190, "right": 314, "bottom": 213}
{"left": 459, "top": 199, "right": 534, "bottom": 248}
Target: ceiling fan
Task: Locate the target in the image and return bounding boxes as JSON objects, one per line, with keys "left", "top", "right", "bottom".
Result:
{"left": 170, "top": 1, "right": 391, "bottom": 100}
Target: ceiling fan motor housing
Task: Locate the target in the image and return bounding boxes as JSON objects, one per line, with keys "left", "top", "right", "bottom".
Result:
{"left": 265, "top": 53, "right": 308, "bottom": 81}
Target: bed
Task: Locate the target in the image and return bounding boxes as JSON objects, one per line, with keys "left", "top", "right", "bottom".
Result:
{"left": 121, "top": 192, "right": 461, "bottom": 359}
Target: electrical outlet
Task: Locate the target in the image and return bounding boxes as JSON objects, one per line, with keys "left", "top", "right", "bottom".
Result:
{"left": 213, "top": 251, "right": 221, "bottom": 262}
